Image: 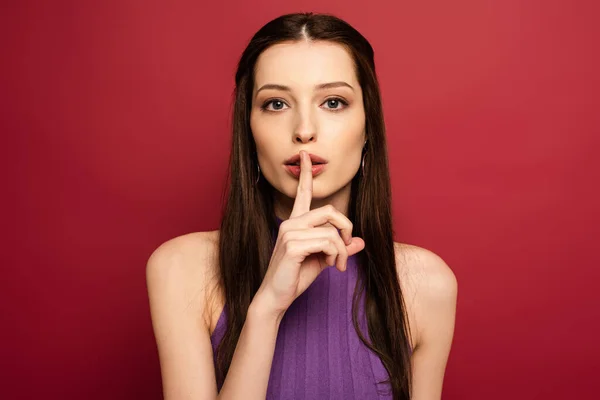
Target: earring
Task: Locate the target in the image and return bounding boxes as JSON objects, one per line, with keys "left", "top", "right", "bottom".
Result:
{"left": 256, "top": 163, "right": 261, "bottom": 184}
{"left": 361, "top": 152, "right": 366, "bottom": 176}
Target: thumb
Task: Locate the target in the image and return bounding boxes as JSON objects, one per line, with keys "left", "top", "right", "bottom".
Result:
{"left": 346, "top": 237, "right": 366, "bottom": 256}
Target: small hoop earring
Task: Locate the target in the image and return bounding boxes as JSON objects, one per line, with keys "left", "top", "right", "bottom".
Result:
{"left": 255, "top": 163, "right": 261, "bottom": 184}
{"left": 361, "top": 153, "right": 366, "bottom": 175}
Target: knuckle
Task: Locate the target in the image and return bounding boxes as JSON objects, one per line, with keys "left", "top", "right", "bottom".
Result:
{"left": 280, "top": 229, "right": 292, "bottom": 243}
{"left": 319, "top": 238, "right": 330, "bottom": 249}
{"left": 279, "top": 219, "right": 290, "bottom": 231}
{"left": 327, "top": 237, "right": 338, "bottom": 250}
{"left": 283, "top": 239, "right": 296, "bottom": 253}
{"left": 327, "top": 226, "right": 339, "bottom": 237}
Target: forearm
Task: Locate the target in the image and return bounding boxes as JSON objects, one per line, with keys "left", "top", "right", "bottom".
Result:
{"left": 217, "top": 297, "right": 282, "bottom": 400}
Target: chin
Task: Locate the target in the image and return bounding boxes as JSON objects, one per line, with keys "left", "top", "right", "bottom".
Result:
{"left": 298, "top": 178, "right": 349, "bottom": 201}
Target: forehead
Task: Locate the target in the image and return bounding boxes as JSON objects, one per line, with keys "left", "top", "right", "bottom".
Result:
{"left": 253, "top": 40, "right": 358, "bottom": 90}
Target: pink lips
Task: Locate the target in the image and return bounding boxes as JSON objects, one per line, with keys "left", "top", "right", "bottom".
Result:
{"left": 284, "top": 164, "right": 326, "bottom": 178}
{"left": 284, "top": 152, "right": 328, "bottom": 165}
{"left": 283, "top": 151, "right": 328, "bottom": 178}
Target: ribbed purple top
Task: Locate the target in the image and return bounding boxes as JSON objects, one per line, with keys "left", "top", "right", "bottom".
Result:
{"left": 210, "top": 218, "right": 392, "bottom": 399}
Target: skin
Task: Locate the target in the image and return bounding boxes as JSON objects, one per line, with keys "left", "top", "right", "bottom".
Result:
{"left": 250, "top": 40, "right": 366, "bottom": 218}
{"left": 146, "top": 39, "right": 457, "bottom": 400}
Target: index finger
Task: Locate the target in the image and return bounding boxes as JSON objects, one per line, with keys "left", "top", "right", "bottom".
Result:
{"left": 290, "top": 150, "right": 313, "bottom": 218}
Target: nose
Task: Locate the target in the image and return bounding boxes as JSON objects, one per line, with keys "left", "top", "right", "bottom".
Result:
{"left": 292, "top": 110, "right": 317, "bottom": 143}
{"left": 293, "top": 131, "right": 315, "bottom": 143}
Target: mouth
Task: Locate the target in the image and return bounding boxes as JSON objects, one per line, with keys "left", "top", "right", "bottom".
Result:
{"left": 282, "top": 152, "right": 328, "bottom": 178}
{"left": 284, "top": 163, "right": 327, "bottom": 178}
{"left": 283, "top": 152, "right": 329, "bottom": 166}
{"left": 285, "top": 161, "right": 326, "bottom": 166}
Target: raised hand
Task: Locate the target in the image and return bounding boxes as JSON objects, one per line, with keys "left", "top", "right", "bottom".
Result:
{"left": 254, "top": 150, "right": 366, "bottom": 319}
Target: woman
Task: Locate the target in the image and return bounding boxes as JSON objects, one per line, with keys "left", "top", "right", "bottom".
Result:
{"left": 146, "top": 12, "right": 457, "bottom": 400}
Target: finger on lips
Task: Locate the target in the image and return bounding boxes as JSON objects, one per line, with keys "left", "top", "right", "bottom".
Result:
{"left": 290, "top": 150, "right": 312, "bottom": 219}
{"left": 287, "top": 150, "right": 354, "bottom": 246}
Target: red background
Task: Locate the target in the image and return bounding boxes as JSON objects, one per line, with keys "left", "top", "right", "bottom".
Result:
{"left": 2, "top": 1, "right": 599, "bottom": 399}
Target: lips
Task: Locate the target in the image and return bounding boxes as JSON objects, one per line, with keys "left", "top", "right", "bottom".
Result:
{"left": 284, "top": 152, "right": 328, "bottom": 166}
{"left": 284, "top": 163, "right": 326, "bottom": 178}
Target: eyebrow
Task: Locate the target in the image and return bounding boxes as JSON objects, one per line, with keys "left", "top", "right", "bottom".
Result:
{"left": 255, "top": 81, "right": 355, "bottom": 95}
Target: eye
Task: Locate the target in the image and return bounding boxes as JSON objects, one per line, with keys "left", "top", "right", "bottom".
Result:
{"left": 322, "top": 97, "right": 349, "bottom": 111}
{"left": 259, "top": 97, "right": 349, "bottom": 113}
{"left": 261, "top": 99, "right": 289, "bottom": 112}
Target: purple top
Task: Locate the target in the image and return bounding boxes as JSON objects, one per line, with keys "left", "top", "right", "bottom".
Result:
{"left": 210, "top": 218, "right": 392, "bottom": 399}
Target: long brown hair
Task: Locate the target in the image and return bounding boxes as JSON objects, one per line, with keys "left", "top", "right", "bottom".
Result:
{"left": 216, "top": 12, "right": 412, "bottom": 399}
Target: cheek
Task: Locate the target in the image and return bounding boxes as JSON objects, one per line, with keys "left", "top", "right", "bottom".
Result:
{"left": 334, "top": 126, "right": 365, "bottom": 168}
{"left": 251, "top": 122, "right": 283, "bottom": 169}
{"left": 329, "top": 106, "right": 365, "bottom": 134}
{"left": 250, "top": 113, "right": 271, "bottom": 151}
{"left": 329, "top": 118, "right": 365, "bottom": 148}
{"left": 251, "top": 112, "right": 286, "bottom": 141}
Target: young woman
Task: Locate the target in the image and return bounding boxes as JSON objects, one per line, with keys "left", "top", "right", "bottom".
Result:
{"left": 146, "top": 12, "right": 457, "bottom": 400}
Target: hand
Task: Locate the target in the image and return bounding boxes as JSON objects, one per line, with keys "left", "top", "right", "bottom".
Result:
{"left": 253, "top": 150, "right": 366, "bottom": 319}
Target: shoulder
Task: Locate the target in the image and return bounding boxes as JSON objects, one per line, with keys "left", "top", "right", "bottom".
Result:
{"left": 146, "top": 230, "right": 221, "bottom": 329}
{"left": 146, "top": 230, "right": 220, "bottom": 284}
{"left": 145, "top": 230, "right": 223, "bottom": 398}
{"left": 147, "top": 230, "right": 220, "bottom": 268}
{"left": 393, "top": 242, "right": 458, "bottom": 348}
{"left": 393, "top": 242, "right": 457, "bottom": 297}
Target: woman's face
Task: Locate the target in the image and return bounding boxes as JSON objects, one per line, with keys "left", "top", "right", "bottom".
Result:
{"left": 250, "top": 40, "right": 366, "bottom": 216}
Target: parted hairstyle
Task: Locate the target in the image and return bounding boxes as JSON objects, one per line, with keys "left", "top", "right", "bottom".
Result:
{"left": 216, "top": 12, "right": 412, "bottom": 399}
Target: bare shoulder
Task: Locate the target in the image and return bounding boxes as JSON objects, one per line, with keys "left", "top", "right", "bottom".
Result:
{"left": 147, "top": 230, "right": 220, "bottom": 272}
{"left": 393, "top": 242, "right": 458, "bottom": 348}
{"left": 145, "top": 230, "right": 223, "bottom": 399}
{"left": 146, "top": 230, "right": 221, "bottom": 330}
{"left": 393, "top": 242, "right": 457, "bottom": 295}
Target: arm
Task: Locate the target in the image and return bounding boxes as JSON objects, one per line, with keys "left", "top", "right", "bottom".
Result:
{"left": 217, "top": 298, "right": 282, "bottom": 399}
{"left": 407, "top": 248, "right": 458, "bottom": 400}
{"left": 147, "top": 156, "right": 359, "bottom": 399}
{"left": 146, "top": 233, "right": 281, "bottom": 400}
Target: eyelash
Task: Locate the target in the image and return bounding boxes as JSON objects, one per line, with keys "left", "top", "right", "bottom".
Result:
{"left": 259, "top": 97, "right": 349, "bottom": 113}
